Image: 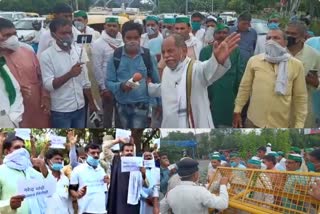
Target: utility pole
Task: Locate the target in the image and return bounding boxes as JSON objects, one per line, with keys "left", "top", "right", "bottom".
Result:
{"left": 211, "top": 0, "right": 214, "bottom": 13}
{"left": 185, "top": 0, "right": 188, "bottom": 15}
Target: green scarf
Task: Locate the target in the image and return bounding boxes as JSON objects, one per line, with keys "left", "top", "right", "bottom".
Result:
{"left": 0, "top": 57, "right": 16, "bottom": 105}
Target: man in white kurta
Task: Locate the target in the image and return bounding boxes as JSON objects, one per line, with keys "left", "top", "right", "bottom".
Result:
{"left": 148, "top": 33, "right": 240, "bottom": 128}
{"left": 174, "top": 16, "right": 203, "bottom": 60}
{"left": 0, "top": 57, "right": 24, "bottom": 128}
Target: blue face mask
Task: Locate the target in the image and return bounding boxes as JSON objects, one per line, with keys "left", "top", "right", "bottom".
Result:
{"left": 51, "top": 162, "right": 63, "bottom": 171}
{"left": 230, "top": 161, "right": 237, "bottom": 167}
{"left": 267, "top": 22, "right": 280, "bottom": 30}
{"left": 87, "top": 155, "right": 99, "bottom": 167}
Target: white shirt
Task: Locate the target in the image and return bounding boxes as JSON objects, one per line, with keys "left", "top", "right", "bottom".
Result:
{"left": 0, "top": 65, "right": 24, "bottom": 127}
{"left": 70, "top": 163, "right": 107, "bottom": 214}
{"left": 279, "top": 157, "right": 286, "bottom": 170}
{"left": 24, "top": 29, "right": 45, "bottom": 43}
{"left": 39, "top": 42, "right": 91, "bottom": 112}
{"left": 37, "top": 26, "right": 80, "bottom": 58}
{"left": 160, "top": 181, "right": 229, "bottom": 214}
{"left": 45, "top": 173, "right": 71, "bottom": 214}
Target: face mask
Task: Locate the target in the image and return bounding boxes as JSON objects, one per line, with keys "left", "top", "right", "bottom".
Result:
{"left": 53, "top": 33, "right": 73, "bottom": 49}
{"left": 87, "top": 155, "right": 99, "bottom": 167}
{"left": 74, "top": 21, "right": 85, "bottom": 32}
{"left": 191, "top": 22, "right": 201, "bottom": 31}
{"left": 50, "top": 161, "right": 63, "bottom": 171}
{"left": 267, "top": 22, "right": 280, "bottom": 30}
{"left": 125, "top": 41, "right": 139, "bottom": 52}
{"left": 146, "top": 26, "right": 157, "bottom": 36}
{"left": 230, "top": 161, "right": 237, "bottom": 167}
{"left": 287, "top": 36, "right": 297, "bottom": 47}
{"left": 204, "top": 27, "right": 215, "bottom": 43}
{"left": 265, "top": 39, "right": 287, "bottom": 58}
{"left": 0, "top": 35, "right": 20, "bottom": 51}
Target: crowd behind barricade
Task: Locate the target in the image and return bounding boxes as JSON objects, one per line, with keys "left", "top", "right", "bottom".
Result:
{"left": 1, "top": 3, "right": 320, "bottom": 129}
{"left": 0, "top": 129, "right": 160, "bottom": 214}
{"left": 159, "top": 144, "right": 320, "bottom": 214}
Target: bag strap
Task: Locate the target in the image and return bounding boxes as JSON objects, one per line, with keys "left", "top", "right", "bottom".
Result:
{"left": 186, "top": 59, "right": 195, "bottom": 128}
{"left": 113, "top": 47, "right": 123, "bottom": 71}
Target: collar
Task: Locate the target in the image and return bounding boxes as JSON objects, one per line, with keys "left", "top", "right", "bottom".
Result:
{"left": 236, "top": 26, "right": 251, "bottom": 33}
{"left": 85, "top": 162, "right": 101, "bottom": 171}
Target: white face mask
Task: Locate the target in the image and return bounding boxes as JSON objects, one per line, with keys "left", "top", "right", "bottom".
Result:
{"left": 0, "top": 35, "right": 20, "bottom": 51}
{"left": 204, "top": 27, "right": 215, "bottom": 43}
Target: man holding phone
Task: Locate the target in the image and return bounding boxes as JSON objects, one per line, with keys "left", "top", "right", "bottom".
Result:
{"left": 286, "top": 21, "right": 320, "bottom": 127}
{"left": 40, "top": 18, "right": 97, "bottom": 128}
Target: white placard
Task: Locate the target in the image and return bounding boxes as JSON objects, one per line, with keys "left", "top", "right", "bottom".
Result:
{"left": 153, "top": 138, "right": 160, "bottom": 149}
{"left": 17, "top": 178, "right": 56, "bottom": 199}
{"left": 15, "top": 128, "right": 31, "bottom": 141}
{"left": 112, "top": 129, "right": 131, "bottom": 151}
{"left": 49, "top": 135, "right": 66, "bottom": 149}
{"left": 121, "top": 157, "right": 143, "bottom": 172}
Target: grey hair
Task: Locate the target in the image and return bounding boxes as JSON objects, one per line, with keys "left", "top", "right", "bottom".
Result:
{"left": 166, "top": 33, "right": 187, "bottom": 48}
{"left": 287, "top": 21, "right": 307, "bottom": 36}
{"left": 269, "top": 29, "right": 288, "bottom": 40}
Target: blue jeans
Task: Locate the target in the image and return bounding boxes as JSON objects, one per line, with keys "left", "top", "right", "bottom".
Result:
{"left": 117, "top": 102, "right": 149, "bottom": 128}
{"left": 51, "top": 107, "right": 86, "bottom": 128}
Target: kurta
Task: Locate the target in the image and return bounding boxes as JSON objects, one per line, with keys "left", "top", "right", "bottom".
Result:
{"left": 0, "top": 60, "right": 24, "bottom": 127}
{"left": 234, "top": 54, "right": 308, "bottom": 128}
{"left": 200, "top": 45, "right": 244, "bottom": 127}
{"left": 5, "top": 46, "right": 50, "bottom": 128}
{"left": 148, "top": 55, "right": 231, "bottom": 128}
{"left": 290, "top": 44, "right": 320, "bottom": 128}
{"left": 107, "top": 155, "right": 140, "bottom": 214}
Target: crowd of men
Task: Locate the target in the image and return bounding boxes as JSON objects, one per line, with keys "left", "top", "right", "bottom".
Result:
{"left": 0, "top": 129, "right": 160, "bottom": 214}
{"left": 159, "top": 144, "right": 320, "bottom": 213}
{"left": 4, "top": 2, "right": 320, "bottom": 128}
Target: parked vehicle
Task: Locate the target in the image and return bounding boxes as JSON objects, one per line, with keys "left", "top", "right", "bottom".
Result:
{"left": 0, "top": 12, "right": 26, "bottom": 23}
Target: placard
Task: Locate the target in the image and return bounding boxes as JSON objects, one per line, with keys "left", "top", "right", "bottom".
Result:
{"left": 121, "top": 157, "right": 143, "bottom": 172}
{"left": 49, "top": 135, "right": 66, "bottom": 149}
{"left": 17, "top": 178, "right": 56, "bottom": 199}
{"left": 112, "top": 129, "right": 131, "bottom": 151}
{"left": 15, "top": 128, "right": 31, "bottom": 141}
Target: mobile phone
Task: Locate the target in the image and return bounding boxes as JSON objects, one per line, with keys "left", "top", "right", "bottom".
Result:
{"left": 76, "top": 34, "right": 93, "bottom": 44}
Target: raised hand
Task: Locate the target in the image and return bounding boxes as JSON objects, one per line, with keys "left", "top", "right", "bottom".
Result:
{"left": 213, "top": 32, "right": 241, "bottom": 65}
{"left": 67, "top": 130, "right": 78, "bottom": 145}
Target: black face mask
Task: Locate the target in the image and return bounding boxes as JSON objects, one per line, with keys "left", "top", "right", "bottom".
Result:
{"left": 287, "top": 36, "right": 297, "bottom": 47}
